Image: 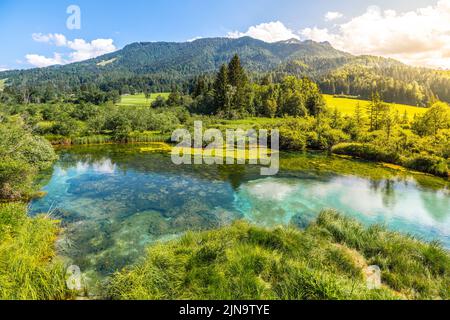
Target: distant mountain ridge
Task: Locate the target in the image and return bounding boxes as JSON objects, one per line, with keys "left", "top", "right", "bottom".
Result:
{"left": 1, "top": 37, "right": 449, "bottom": 106}
{"left": 1, "top": 36, "right": 352, "bottom": 78}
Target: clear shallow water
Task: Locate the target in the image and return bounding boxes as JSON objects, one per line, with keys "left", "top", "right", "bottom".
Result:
{"left": 30, "top": 144, "right": 450, "bottom": 285}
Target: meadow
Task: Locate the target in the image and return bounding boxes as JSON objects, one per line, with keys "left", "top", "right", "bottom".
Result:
{"left": 117, "top": 93, "right": 170, "bottom": 107}
{"left": 323, "top": 94, "right": 427, "bottom": 117}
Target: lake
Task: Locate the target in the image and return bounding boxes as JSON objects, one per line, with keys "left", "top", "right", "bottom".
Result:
{"left": 30, "top": 144, "right": 450, "bottom": 287}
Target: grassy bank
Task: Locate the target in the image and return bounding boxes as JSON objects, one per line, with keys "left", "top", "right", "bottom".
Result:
{"left": 106, "top": 211, "right": 450, "bottom": 300}
{"left": 0, "top": 203, "right": 70, "bottom": 300}
{"left": 44, "top": 132, "right": 171, "bottom": 146}
{"left": 332, "top": 143, "right": 449, "bottom": 178}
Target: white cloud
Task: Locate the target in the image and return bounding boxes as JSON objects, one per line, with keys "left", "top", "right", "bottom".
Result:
{"left": 301, "top": 0, "right": 450, "bottom": 69}
{"left": 25, "top": 53, "right": 64, "bottom": 68}
{"left": 32, "top": 33, "right": 67, "bottom": 46}
{"left": 27, "top": 33, "right": 117, "bottom": 68}
{"left": 66, "top": 38, "right": 116, "bottom": 62}
{"left": 325, "top": 11, "right": 343, "bottom": 21}
{"left": 227, "top": 21, "right": 299, "bottom": 43}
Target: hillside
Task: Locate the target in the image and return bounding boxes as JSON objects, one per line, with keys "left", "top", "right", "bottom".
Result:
{"left": 0, "top": 37, "right": 348, "bottom": 87}
{"left": 1, "top": 37, "right": 449, "bottom": 106}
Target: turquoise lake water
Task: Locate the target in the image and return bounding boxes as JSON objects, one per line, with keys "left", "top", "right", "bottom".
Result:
{"left": 30, "top": 144, "right": 450, "bottom": 284}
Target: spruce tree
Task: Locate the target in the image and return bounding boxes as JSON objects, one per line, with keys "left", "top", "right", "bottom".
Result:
{"left": 213, "top": 64, "right": 229, "bottom": 113}
{"left": 227, "top": 54, "right": 248, "bottom": 115}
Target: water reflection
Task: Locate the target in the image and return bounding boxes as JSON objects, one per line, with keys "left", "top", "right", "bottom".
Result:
{"left": 30, "top": 144, "right": 450, "bottom": 287}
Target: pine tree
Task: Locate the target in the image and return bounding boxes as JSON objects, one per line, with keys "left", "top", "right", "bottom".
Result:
{"left": 213, "top": 64, "right": 229, "bottom": 113}
{"left": 354, "top": 102, "right": 363, "bottom": 127}
{"left": 228, "top": 54, "right": 246, "bottom": 87}
{"left": 227, "top": 54, "right": 248, "bottom": 115}
{"left": 193, "top": 75, "right": 207, "bottom": 98}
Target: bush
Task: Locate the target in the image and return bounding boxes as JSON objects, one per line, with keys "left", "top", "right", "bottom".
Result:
{"left": 332, "top": 143, "right": 400, "bottom": 163}
{"left": 404, "top": 153, "right": 449, "bottom": 177}
{"left": 0, "top": 160, "right": 34, "bottom": 200}
{"left": 0, "top": 118, "right": 57, "bottom": 199}
{"left": 279, "top": 127, "right": 306, "bottom": 151}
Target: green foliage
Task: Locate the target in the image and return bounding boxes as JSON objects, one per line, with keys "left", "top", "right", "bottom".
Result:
{"left": 204, "top": 58, "right": 325, "bottom": 119}
{"left": 0, "top": 117, "right": 57, "bottom": 199}
{"left": 0, "top": 203, "right": 70, "bottom": 300}
{"left": 332, "top": 143, "right": 400, "bottom": 163}
{"left": 107, "top": 211, "right": 449, "bottom": 300}
{"left": 317, "top": 57, "right": 450, "bottom": 106}
{"left": 405, "top": 153, "right": 449, "bottom": 177}
{"left": 412, "top": 102, "right": 450, "bottom": 136}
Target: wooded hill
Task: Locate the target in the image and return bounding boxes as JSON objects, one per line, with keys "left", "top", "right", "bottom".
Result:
{"left": 1, "top": 37, "right": 449, "bottom": 106}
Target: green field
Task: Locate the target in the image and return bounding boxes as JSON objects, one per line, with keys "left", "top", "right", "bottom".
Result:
{"left": 324, "top": 94, "right": 427, "bottom": 117}
{"left": 0, "top": 79, "right": 6, "bottom": 91}
{"left": 117, "top": 93, "right": 170, "bottom": 107}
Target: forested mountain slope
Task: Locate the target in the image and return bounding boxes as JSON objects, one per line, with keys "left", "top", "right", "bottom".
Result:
{"left": 1, "top": 37, "right": 449, "bottom": 106}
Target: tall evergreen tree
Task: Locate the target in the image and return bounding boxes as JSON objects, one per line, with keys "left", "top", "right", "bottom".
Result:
{"left": 213, "top": 64, "right": 229, "bottom": 113}
{"left": 228, "top": 54, "right": 247, "bottom": 87}
{"left": 227, "top": 54, "right": 249, "bottom": 115}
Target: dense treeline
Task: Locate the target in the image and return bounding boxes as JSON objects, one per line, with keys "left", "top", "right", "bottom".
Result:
{"left": 189, "top": 55, "right": 325, "bottom": 119}
{"left": 318, "top": 62, "right": 450, "bottom": 106}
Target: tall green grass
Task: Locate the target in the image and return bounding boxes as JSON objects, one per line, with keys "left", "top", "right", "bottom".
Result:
{"left": 46, "top": 133, "right": 170, "bottom": 146}
{"left": 106, "top": 211, "right": 449, "bottom": 300}
{"left": 0, "top": 203, "right": 71, "bottom": 300}
{"left": 332, "top": 143, "right": 449, "bottom": 178}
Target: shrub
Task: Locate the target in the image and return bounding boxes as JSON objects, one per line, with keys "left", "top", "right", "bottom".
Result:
{"left": 279, "top": 127, "right": 306, "bottom": 151}
{"left": 332, "top": 143, "right": 400, "bottom": 163}
{"left": 404, "top": 153, "right": 449, "bottom": 177}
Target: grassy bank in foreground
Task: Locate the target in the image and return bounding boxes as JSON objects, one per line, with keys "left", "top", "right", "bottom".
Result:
{"left": 107, "top": 211, "right": 450, "bottom": 300}
{"left": 0, "top": 203, "right": 70, "bottom": 300}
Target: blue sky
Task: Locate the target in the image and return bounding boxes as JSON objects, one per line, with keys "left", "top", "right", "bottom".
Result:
{"left": 1, "top": 0, "right": 448, "bottom": 70}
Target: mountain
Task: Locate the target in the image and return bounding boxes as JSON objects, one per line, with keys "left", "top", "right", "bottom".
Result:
{"left": 0, "top": 37, "right": 350, "bottom": 84}
{"left": 1, "top": 37, "right": 449, "bottom": 105}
